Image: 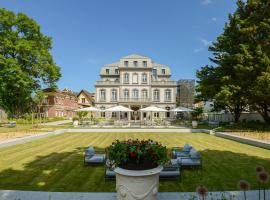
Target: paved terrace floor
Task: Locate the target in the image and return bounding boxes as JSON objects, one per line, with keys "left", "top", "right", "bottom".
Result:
{"left": 0, "top": 190, "right": 269, "bottom": 200}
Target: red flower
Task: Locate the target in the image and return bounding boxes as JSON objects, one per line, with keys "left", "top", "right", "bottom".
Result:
{"left": 129, "top": 152, "right": 137, "bottom": 158}
{"left": 196, "top": 185, "right": 208, "bottom": 198}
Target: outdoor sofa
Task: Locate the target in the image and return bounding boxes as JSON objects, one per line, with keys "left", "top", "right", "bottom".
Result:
{"left": 84, "top": 146, "right": 106, "bottom": 165}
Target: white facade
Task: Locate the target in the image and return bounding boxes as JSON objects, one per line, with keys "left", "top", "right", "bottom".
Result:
{"left": 95, "top": 54, "right": 177, "bottom": 120}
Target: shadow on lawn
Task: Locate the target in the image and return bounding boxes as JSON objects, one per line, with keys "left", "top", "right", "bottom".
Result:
{"left": 0, "top": 147, "right": 269, "bottom": 192}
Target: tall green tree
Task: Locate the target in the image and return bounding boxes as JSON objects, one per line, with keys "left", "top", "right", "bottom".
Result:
{"left": 0, "top": 8, "right": 61, "bottom": 117}
{"left": 197, "top": 0, "right": 270, "bottom": 123}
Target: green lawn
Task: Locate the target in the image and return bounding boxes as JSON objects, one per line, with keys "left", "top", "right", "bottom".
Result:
{"left": 0, "top": 132, "right": 269, "bottom": 192}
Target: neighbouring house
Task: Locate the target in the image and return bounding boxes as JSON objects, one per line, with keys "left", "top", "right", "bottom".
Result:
{"left": 77, "top": 90, "right": 95, "bottom": 108}
{"left": 41, "top": 88, "right": 79, "bottom": 118}
{"left": 176, "top": 79, "right": 195, "bottom": 108}
{"left": 94, "top": 54, "right": 177, "bottom": 120}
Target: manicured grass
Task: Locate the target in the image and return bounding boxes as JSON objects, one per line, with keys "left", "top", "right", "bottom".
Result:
{"left": 0, "top": 132, "right": 269, "bottom": 192}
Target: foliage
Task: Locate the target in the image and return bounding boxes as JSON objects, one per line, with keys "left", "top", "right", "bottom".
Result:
{"left": 0, "top": 8, "right": 61, "bottom": 117}
{"left": 191, "top": 107, "right": 204, "bottom": 120}
{"left": 106, "top": 139, "right": 168, "bottom": 170}
{"left": 76, "top": 111, "right": 88, "bottom": 122}
{"left": 196, "top": 0, "right": 270, "bottom": 123}
{"left": 72, "top": 116, "right": 79, "bottom": 122}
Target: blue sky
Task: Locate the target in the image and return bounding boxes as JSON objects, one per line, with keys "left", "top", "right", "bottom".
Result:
{"left": 1, "top": 0, "right": 237, "bottom": 92}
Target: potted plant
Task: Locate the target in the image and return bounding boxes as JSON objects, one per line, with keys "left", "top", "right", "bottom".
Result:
{"left": 106, "top": 139, "right": 168, "bottom": 200}
{"left": 191, "top": 107, "right": 204, "bottom": 128}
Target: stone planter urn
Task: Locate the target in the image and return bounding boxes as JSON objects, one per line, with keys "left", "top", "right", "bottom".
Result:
{"left": 115, "top": 166, "right": 163, "bottom": 200}
{"left": 73, "top": 120, "right": 79, "bottom": 127}
{"left": 192, "top": 120, "right": 198, "bottom": 128}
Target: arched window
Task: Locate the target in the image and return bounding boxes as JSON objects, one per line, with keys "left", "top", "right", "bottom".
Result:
{"left": 124, "top": 73, "right": 129, "bottom": 83}
{"left": 132, "top": 73, "right": 138, "bottom": 84}
{"left": 100, "top": 89, "right": 106, "bottom": 101}
{"left": 142, "top": 73, "right": 147, "bottom": 83}
{"left": 142, "top": 89, "right": 148, "bottom": 99}
{"left": 124, "top": 89, "right": 129, "bottom": 99}
{"left": 132, "top": 89, "right": 139, "bottom": 99}
{"left": 165, "top": 89, "right": 171, "bottom": 101}
{"left": 153, "top": 89, "right": 160, "bottom": 101}
{"left": 111, "top": 89, "right": 117, "bottom": 101}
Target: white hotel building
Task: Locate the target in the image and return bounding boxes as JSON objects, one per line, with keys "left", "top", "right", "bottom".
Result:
{"left": 95, "top": 54, "right": 177, "bottom": 120}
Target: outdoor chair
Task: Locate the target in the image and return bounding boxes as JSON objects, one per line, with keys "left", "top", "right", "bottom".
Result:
{"left": 84, "top": 146, "right": 105, "bottom": 166}
{"left": 177, "top": 148, "right": 202, "bottom": 169}
{"left": 160, "top": 159, "right": 181, "bottom": 180}
{"left": 172, "top": 144, "right": 192, "bottom": 158}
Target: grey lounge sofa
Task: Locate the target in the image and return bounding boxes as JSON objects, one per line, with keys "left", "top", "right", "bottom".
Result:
{"left": 177, "top": 148, "right": 202, "bottom": 169}
{"left": 172, "top": 144, "right": 192, "bottom": 158}
{"left": 84, "top": 146, "right": 105, "bottom": 165}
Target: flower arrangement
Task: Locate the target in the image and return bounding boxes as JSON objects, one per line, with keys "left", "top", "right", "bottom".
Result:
{"left": 106, "top": 139, "right": 168, "bottom": 170}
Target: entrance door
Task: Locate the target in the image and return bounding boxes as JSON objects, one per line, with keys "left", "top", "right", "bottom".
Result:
{"left": 131, "top": 106, "right": 140, "bottom": 120}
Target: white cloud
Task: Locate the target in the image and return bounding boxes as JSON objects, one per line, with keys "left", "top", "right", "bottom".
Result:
{"left": 193, "top": 48, "right": 203, "bottom": 53}
{"left": 202, "top": 0, "right": 212, "bottom": 5}
{"left": 200, "top": 38, "right": 212, "bottom": 46}
{"left": 211, "top": 17, "right": 217, "bottom": 21}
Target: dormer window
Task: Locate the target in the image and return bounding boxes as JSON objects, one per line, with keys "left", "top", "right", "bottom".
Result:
{"left": 124, "top": 61, "right": 128, "bottom": 67}
{"left": 162, "top": 69, "right": 166, "bottom": 75}
{"left": 133, "top": 61, "right": 138, "bottom": 67}
{"left": 106, "top": 69, "right": 109, "bottom": 74}
{"left": 143, "top": 61, "right": 147, "bottom": 67}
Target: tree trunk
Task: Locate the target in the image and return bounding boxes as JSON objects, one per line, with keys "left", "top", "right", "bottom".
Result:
{"left": 259, "top": 103, "right": 270, "bottom": 124}
{"left": 233, "top": 110, "right": 241, "bottom": 123}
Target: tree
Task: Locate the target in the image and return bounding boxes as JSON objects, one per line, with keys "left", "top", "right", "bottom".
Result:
{"left": 0, "top": 8, "right": 61, "bottom": 117}
{"left": 197, "top": 0, "right": 270, "bottom": 123}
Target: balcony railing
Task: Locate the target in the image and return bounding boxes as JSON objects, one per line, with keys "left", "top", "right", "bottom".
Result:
{"left": 151, "top": 80, "right": 177, "bottom": 86}
{"left": 95, "top": 80, "right": 120, "bottom": 86}
{"left": 119, "top": 98, "right": 152, "bottom": 103}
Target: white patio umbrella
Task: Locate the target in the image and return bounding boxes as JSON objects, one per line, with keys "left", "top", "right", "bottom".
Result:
{"left": 75, "top": 106, "right": 100, "bottom": 120}
{"left": 172, "top": 107, "right": 193, "bottom": 112}
{"left": 75, "top": 107, "right": 100, "bottom": 112}
{"left": 105, "top": 105, "right": 133, "bottom": 120}
{"left": 139, "top": 106, "right": 167, "bottom": 122}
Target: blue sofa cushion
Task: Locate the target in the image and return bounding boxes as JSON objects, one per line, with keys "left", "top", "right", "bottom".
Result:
{"left": 190, "top": 148, "right": 200, "bottom": 158}
{"left": 183, "top": 144, "right": 192, "bottom": 152}
{"left": 85, "top": 146, "right": 95, "bottom": 157}
{"left": 85, "top": 154, "right": 105, "bottom": 164}
{"left": 178, "top": 158, "right": 201, "bottom": 166}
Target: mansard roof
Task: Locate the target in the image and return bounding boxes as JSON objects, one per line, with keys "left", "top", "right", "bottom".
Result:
{"left": 121, "top": 54, "right": 149, "bottom": 59}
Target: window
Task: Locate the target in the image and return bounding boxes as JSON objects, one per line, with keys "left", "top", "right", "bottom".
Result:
{"left": 142, "top": 73, "right": 147, "bottom": 83}
{"left": 81, "top": 98, "right": 85, "bottom": 103}
{"left": 100, "top": 89, "right": 106, "bottom": 101}
{"left": 132, "top": 73, "right": 138, "bottom": 84}
{"left": 106, "top": 69, "right": 110, "bottom": 74}
{"left": 165, "top": 89, "right": 171, "bottom": 101}
{"left": 124, "top": 61, "right": 128, "bottom": 67}
{"left": 133, "top": 61, "right": 138, "bottom": 67}
{"left": 143, "top": 61, "right": 147, "bottom": 67}
{"left": 115, "top": 69, "right": 119, "bottom": 74}
{"left": 152, "top": 68, "right": 157, "bottom": 77}
{"left": 153, "top": 89, "right": 160, "bottom": 101}
{"left": 142, "top": 89, "right": 148, "bottom": 99}
{"left": 154, "top": 112, "right": 159, "bottom": 117}
{"left": 111, "top": 89, "right": 117, "bottom": 101}
{"left": 124, "top": 73, "right": 129, "bottom": 83}
{"left": 101, "top": 112, "right": 105, "bottom": 118}
{"left": 124, "top": 89, "right": 129, "bottom": 99}
{"left": 162, "top": 69, "right": 166, "bottom": 75}
{"left": 112, "top": 112, "right": 117, "bottom": 118}
{"left": 132, "top": 89, "right": 139, "bottom": 99}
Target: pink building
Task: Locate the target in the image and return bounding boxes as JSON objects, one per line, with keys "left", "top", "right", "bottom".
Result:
{"left": 41, "top": 88, "right": 79, "bottom": 118}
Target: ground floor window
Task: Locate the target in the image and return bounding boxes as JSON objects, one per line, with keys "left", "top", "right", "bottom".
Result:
{"left": 166, "top": 112, "right": 170, "bottom": 118}
{"left": 112, "top": 112, "right": 117, "bottom": 118}
{"left": 154, "top": 112, "right": 159, "bottom": 117}
{"left": 101, "top": 112, "right": 105, "bottom": 118}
